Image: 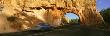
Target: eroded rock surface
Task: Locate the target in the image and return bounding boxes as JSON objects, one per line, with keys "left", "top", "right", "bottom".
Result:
{"left": 0, "top": 0, "right": 104, "bottom": 32}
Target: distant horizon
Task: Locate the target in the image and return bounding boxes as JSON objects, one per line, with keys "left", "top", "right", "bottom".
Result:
{"left": 66, "top": 0, "right": 110, "bottom": 19}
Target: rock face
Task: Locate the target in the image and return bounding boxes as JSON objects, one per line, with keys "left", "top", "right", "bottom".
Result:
{"left": 0, "top": 0, "right": 104, "bottom": 32}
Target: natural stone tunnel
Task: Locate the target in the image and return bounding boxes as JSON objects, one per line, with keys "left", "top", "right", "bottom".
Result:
{"left": 0, "top": 0, "right": 104, "bottom": 32}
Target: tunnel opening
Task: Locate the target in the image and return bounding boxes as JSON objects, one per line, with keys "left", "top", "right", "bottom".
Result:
{"left": 58, "top": 13, "right": 80, "bottom": 30}
{"left": 64, "top": 13, "right": 79, "bottom": 25}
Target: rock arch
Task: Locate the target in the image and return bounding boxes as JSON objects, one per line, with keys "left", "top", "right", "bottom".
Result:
{"left": 0, "top": 0, "right": 104, "bottom": 32}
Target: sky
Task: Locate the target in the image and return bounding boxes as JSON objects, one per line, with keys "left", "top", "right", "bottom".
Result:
{"left": 65, "top": 0, "right": 110, "bottom": 19}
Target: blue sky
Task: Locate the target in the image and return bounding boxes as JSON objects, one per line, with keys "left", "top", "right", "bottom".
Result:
{"left": 65, "top": 0, "right": 110, "bottom": 19}
{"left": 96, "top": 0, "right": 110, "bottom": 11}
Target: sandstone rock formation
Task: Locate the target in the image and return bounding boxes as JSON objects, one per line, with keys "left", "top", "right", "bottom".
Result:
{"left": 0, "top": 0, "right": 104, "bottom": 32}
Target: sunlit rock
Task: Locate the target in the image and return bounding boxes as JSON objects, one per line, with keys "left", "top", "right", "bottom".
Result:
{"left": 0, "top": 0, "right": 104, "bottom": 32}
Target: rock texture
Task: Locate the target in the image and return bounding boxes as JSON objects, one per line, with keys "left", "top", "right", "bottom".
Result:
{"left": 0, "top": 0, "right": 104, "bottom": 32}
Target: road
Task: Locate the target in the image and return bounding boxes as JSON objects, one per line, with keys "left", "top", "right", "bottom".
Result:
{"left": 0, "top": 29, "right": 80, "bottom": 36}
{"left": 0, "top": 24, "right": 110, "bottom": 36}
{"left": 0, "top": 29, "right": 110, "bottom": 36}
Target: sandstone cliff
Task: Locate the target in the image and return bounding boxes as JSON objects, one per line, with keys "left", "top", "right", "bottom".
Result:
{"left": 0, "top": 0, "right": 104, "bottom": 32}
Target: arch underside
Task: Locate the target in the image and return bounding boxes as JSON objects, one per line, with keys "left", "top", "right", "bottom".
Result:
{"left": 0, "top": 0, "right": 104, "bottom": 32}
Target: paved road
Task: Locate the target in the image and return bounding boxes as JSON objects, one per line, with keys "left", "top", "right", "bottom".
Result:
{"left": 0, "top": 27, "right": 110, "bottom": 36}
{"left": 0, "top": 29, "right": 110, "bottom": 36}
{"left": 0, "top": 29, "right": 79, "bottom": 36}
{"left": 43, "top": 30, "right": 80, "bottom": 36}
